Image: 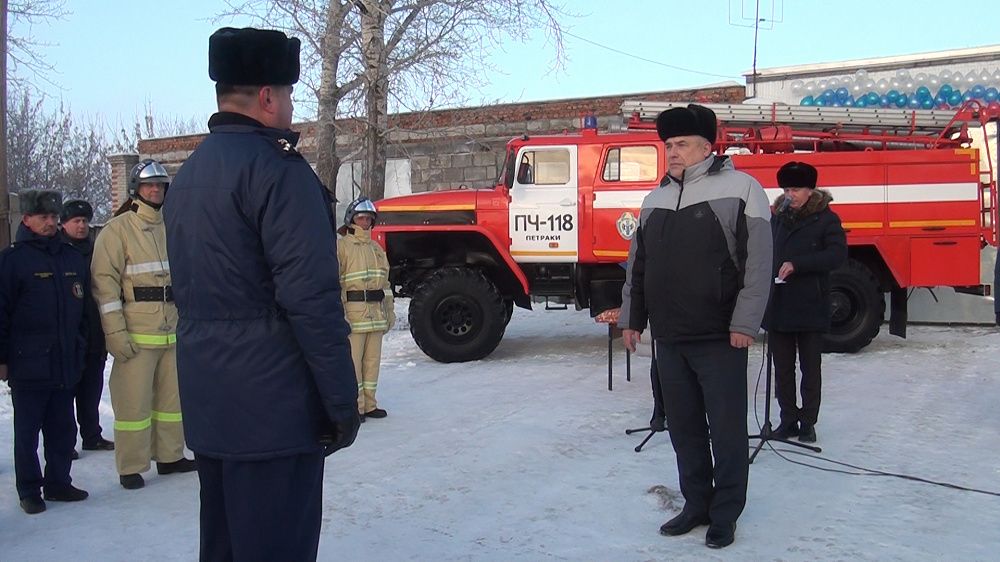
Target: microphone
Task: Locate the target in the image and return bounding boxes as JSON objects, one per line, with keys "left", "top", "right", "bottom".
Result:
{"left": 777, "top": 197, "right": 792, "bottom": 214}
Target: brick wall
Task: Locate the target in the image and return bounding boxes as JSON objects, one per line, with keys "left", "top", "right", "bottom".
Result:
{"left": 107, "top": 153, "right": 140, "bottom": 211}
{"left": 135, "top": 85, "right": 746, "bottom": 195}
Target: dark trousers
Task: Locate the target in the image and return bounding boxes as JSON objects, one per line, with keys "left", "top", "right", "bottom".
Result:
{"left": 196, "top": 451, "right": 325, "bottom": 562}
{"left": 10, "top": 387, "right": 77, "bottom": 499}
{"left": 657, "top": 339, "right": 749, "bottom": 525}
{"left": 770, "top": 330, "right": 823, "bottom": 426}
{"left": 75, "top": 352, "right": 107, "bottom": 444}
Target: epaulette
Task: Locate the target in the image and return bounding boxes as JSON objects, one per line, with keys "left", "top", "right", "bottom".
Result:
{"left": 276, "top": 138, "right": 302, "bottom": 158}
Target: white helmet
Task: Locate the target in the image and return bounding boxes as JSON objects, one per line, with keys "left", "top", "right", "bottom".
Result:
{"left": 344, "top": 196, "right": 377, "bottom": 226}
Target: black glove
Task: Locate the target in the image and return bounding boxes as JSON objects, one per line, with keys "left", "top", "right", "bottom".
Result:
{"left": 320, "top": 409, "right": 361, "bottom": 456}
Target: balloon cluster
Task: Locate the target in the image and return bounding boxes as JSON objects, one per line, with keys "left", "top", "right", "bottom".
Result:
{"left": 792, "top": 68, "right": 1000, "bottom": 110}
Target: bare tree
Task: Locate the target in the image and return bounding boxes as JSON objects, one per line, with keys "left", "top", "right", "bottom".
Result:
{"left": 7, "top": 0, "right": 67, "bottom": 88}
{"left": 354, "top": 0, "right": 569, "bottom": 200}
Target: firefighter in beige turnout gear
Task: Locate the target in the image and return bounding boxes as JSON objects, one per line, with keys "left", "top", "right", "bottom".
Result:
{"left": 337, "top": 197, "right": 394, "bottom": 420}
{"left": 92, "top": 159, "right": 196, "bottom": 489}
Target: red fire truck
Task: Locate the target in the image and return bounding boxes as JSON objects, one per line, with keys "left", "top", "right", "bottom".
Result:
{"left": 373, "top": 101, "right": 999, "bottom": 363}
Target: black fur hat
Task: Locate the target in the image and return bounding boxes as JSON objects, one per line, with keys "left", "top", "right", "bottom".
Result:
{"left": 655, "top": 104, "right": 717, "bottom": 143}
{"left": 209, "top": 27, "right": 301, "bottom": 86}
{"left": 777, "top": 161, "right": 818, "bottom": 189}
{"left": 20, "top": 190, "right": 63, "bottom": 216}
{"left": 61, "top": 199, "right": 94, "bottom": 223}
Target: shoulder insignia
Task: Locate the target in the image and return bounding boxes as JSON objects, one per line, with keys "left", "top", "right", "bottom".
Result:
{"left": 277, "top": 138, "right": 299, "bottom": 156}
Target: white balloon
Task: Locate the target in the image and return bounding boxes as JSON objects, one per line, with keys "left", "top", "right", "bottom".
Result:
{"left": 991, "top": 69, "right": 1000, "bottom": 88}
{"left": 855, "top": 69, "right": 869, "bottom": 80}
{"left": 926, "top": 73, "right": 941, "bottom": 89}
{"left": 895, "top": 69, "right": 911, "bottom": 79}
{"left": 939, "top": 70, "right": 954, "bottom": 82}
{"left": 863, "top": 79, "right": 876, "bottom": 91}
{"left": 903, "top": 80, "right": 915, "bottom": 92}
{"left": 851, "top": 83, "right": 864, "bottom": 94}
{"left": 915, "top": 72, "right": 927, "bottom": 86}
{"left": 817, "top": 79, "right": 829, "bottom": 90}
{"left": 841, "top": 76, "right": 855, "bottom": 87}
{"left": 790, "top": 79, "right": 805, "bottom": 94}
{"left": 804, "top": 80, "right": 817, "bottom": 94}
{"left": 979, "top": 70, "right": 991, "bottom": 85}
{"left": 890, "top": 78, "right": 902, "bottom": 90}
{"left": 964, "top": 70, "right": 978, "bottom": 85}
{"left": 876, "top": 78, "right": 890, "bottom": 92}
{"left": 828, "top": 77, "right": 842, "bottom": 89}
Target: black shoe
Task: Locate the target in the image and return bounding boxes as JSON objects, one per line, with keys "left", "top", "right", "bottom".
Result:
{"left": 82, "top": 437, "right": 115, "bottom": 451}
{"left": 157, "top": 458, "right": 197, "bottom": 475}
{"left": 772, "top": 420, "right": 799, "bottom": 439}
{"left": 798, "top": 423, "right": 817, "bottom": 443}
{"left": 706, "top": 522, "right": 736, "bottom": 548}
{"left": 359, "top": 414, "right": 366, "bottom": 424}
{"left": 44, "top": 485, "right": 89, "bottom": 502}
{"left": 71, "top": 450, "right": 79, "bottom": 460}
{"left": 20, "top": 496, "right": 46, "bottom": 514}
{"left": 120, "top": 474, "right": 145, "bottom": 490}
{"left": 364, "top": 408, "right": 387, "bottom": 419}
{"left": 659, "top": 511, "right": 710, "bottom": 536}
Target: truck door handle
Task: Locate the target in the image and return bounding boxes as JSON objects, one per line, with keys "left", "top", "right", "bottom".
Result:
{"left": 932, "top": 241, "right": 957, "bottom": 246}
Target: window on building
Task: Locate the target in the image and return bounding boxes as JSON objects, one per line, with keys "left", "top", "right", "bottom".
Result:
{"left": 517, "top": 149, "right": 571, "bottom": 185}
{"left": 602, "top": 146, "right": 658, "bottom": 182}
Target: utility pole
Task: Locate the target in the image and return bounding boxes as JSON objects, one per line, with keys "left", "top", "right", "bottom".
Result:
{"left": 0, "top": 0, "right": 9, "bottom": 248}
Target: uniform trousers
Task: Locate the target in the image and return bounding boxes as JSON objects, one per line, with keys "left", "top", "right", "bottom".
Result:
{"left": 11, "top": 387, "right": 77, "bottom": 499}
{"left": 349, "top": 330, "right": 384, "bottom": 414}
{"left": 196, "top": 451, "right": 325, "bottom": 562}
{"left": 75, "top": 351, "right": 107, "bottom": 444}
{"left": 769, "top": 330, "right": 823, "bottom": 426}
{"left": 109, "top": 346, "right": 184, "bottom": 475}
{"left": 656, "top": 339, "right": 749, "bottom": 525}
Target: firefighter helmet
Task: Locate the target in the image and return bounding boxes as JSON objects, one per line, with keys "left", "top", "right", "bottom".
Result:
{"left": 344, "top": 197, "right": 377, "bottom": 226}
{"left": 128, "top": 159, "right": 170, "bottom": 198}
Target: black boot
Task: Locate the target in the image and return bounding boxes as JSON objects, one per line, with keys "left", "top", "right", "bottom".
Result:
{"left": 120, "top": 474, "right": 145, "bottom": 490}
{"left": 20, "top": 496, "right": 46, "bottom": 514}
{"left": 772, "top": 420, "right": 799, "bottom": 439}
{"left": 706, "top": 522, "right": 736, "bottom": 548}
{"left": 364, "top": 408, "right": 387, "bottom": 419}
{"left": 798, "top": 423, "right": 817, "bottom": 443}
{"left": 157, "top": 457, "right": 197, "bottom": 475}
{"left": 82, "top": 437, "right": 115, "bottom": 451}
{"left": 44, "top": 485, "right": 89, "bottom": 502}
{"left": 659, "top": 510, "right": 710, "bottom": 536}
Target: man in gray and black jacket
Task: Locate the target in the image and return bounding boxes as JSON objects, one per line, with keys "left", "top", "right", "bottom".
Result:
{"left": 621, "top": 104, "right": 772, "bottom": 549}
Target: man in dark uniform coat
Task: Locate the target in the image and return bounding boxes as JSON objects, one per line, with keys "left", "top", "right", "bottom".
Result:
{"left": 60, "top": 199, "right": 115, "bottom": 452}
{"left": 164, "top": 28, "right": 360, "bottom": 561}
{"left": 1, "top": 190, "right": 91, "bottom": 514}
{"left": 620, "top": 105, "right": 773, "bottom": 549}
{"left": 764, "top": 162, "right": 847, "bottom": 443}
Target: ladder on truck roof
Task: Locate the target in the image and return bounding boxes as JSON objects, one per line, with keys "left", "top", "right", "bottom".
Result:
{"left": 620, "top": 100, "right": 972, "bottom": 136}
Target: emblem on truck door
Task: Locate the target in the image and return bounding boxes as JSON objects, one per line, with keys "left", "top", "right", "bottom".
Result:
{"left": 616, "top": 211, "right": 638, "bottom": 240}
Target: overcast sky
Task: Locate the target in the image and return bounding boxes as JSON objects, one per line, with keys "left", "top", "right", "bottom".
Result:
{"left": 18, "top": 0, "right": 1000, "bottom": 127}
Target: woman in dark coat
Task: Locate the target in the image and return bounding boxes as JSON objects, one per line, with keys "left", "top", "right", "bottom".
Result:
{"left": 764, "top": 162, "right": 847, "bottom": 443}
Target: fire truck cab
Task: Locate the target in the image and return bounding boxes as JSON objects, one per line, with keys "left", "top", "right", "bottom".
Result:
{"left": 374, "top": 101, "right": 999, "bottom": 363}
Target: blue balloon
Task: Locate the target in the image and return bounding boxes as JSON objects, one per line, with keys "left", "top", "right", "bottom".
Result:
{"left": 948, "top": 91, "right": 963, "bottom": 106}
{"left": 887, "top": 90, "right": 901, "bottom": 102}
{"left": 821, "top": 89, "right": 836, "bottom": 102}
{"left": 866, "top": 92, "right": 880, "bottom": 105}
{"left": 854, "top": 98, "right": 867, "bottom": 108}
{"left": 907, "top": 97, "right": 921, "bottom": 109}
{"left": 939, "top": 83, "right": 954, "bottom": 96}
{"left": 880, "top": 95, "right": 890, "bottom": 106}
{"left": 915, "top": 86, "right": 931, "bottom": 101}
{"left": 920, "top": 98, "right": 934, "bottom": 109}
{"left": 801, "top": 95, "right": 815, "bottom": 106}
{"left": 985, "top": 88, "right": 999, "bottom": 103}
{"left": 962, "top": 92, "right": 974, "bottom": 101}
{"left": 895, "top": 94, "right": 909, "bottom": 108}
{"left": 935, "top": 94, "right": 947, "bottom": 105}
{"left": 970, "top": 85, "right": 986, "bottom": 99}
{"left": 814, "top": 98, "right": 826, "bottom": 107}
{"left": 836, "top": 87, "right": 850, "bottom": 100}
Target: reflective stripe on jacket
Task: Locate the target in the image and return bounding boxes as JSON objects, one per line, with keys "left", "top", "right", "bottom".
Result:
{"left": 337, "top": 227, "right": 394, "bottom": 333}
{"left": 91, "top": 200, "right": 177, "bottom": 347}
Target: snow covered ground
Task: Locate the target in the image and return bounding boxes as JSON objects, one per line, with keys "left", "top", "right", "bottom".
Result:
{"left": 2, "top": 305, "right": 1000, "bottom": 561}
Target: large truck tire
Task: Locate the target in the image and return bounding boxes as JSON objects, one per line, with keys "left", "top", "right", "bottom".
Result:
{"left": 409, "top": 267, "right": 508, "bottom": 362}
{"left": 823, "top": 259, "right": 884, "bottom": 353}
